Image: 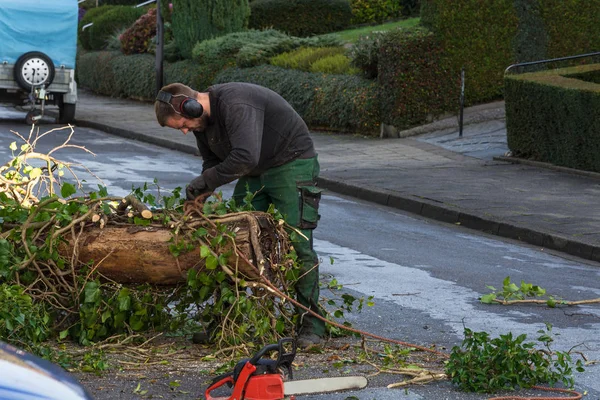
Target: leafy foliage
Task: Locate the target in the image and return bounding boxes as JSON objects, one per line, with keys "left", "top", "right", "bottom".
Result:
{"left": 481, "top": 276, "right": 561, "bottom": 307}
{"left": 270, "top": 47, "right": 346, "bottom": 72}
{"left": 249, "top": 0, "right": 353, "bottom": 37}
{"left": 171, "top": 0, "right": 250, "bottom": 59}
{"left": 78, "top": 5, "right": 118, "bottom": 49}
{"left": 349, "top": 0, "right": 402, "bottom": 25}
{"left": 310, "top": 54, "right": 360, "bottom": 75}
{"left": 349, "top": 31, "right": 386, "bottom": 79}
{"left": 120, "top": 7, "right": 157, "bottom": 55}
{"left": 86, "top": 6, "right": 146, "bottom": 51}
{"left": 378, "top": 26, "right": 458, "bottom": 130}
{"left": 0, "top": 284, "right": 51, "bottom": 349}
{"left": 446, "top": 325, "right": 584, "bottom": 393}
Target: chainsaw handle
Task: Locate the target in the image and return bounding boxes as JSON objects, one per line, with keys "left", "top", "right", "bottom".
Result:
{"left": 205, "top": 374, "right": 234, "bottom": 400}
{"left": 249, "top": 343, "right": 280, "bottom": 365}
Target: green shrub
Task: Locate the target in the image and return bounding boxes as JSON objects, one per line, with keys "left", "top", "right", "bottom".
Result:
{"left": 192, "top": 29, "right": 290, "bottom": 64}
{"left": 0, "top": 284, "right": 51, "bottom": 348}
{"left": 192, "top": 29, "right": 344, "bottom": 68}
{"left": 78, "top": 5, "right": 117, "bottom": 49}
{"left": 120, "top": 7, "right": 157, "bottom": 55}
{"left": 350, "top": 0, "right": 402, "bottom": 25}
{"left": 111, "top": 54, "right": 156, "bottom": 100}
{"left": 249, "top": 0, "right": 353, "bottom": 37}
{"left": 76, "top": 51, "right": 121, "bottom": 95}
{"left": 171, "top": 0, "right": 250, "bottom": 59}
{"left": 539, "top": 0, "right": 600, "bottom": 59}
{"left": 87, "top": 6, "right": 145, "bottom": 50}
{"left": 505, "top": 64, "right": 600, "bottom": 172}
{"left": 215, "top": 65, "right": 380, "bottom": 135}
{"left": 310, "top": 54, "right": 360, "bottom": 75}
{"left": 421, "top": 0, "right": 518, "bottom": 104}
{"left": 350, "top": 31, "right": 386, "bottom": 79}
{"left": 270, "top": 47, "right": 346, "bottom": 72}
{"left": 378, "top": 26, "right": 458, "bottom": 130}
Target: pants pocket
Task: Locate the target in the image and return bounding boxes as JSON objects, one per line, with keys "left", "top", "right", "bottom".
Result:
{"left": 297, "top": 183, "right": 323, "bottom": 229}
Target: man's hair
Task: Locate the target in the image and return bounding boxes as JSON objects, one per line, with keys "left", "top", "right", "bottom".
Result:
{"left": 154, "top": 83, "right": 198, "bottom": 126}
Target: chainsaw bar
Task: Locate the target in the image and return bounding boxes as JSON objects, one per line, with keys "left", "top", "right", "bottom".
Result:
{"left": 284, "top": 376, "right": 368, "bottom": 396}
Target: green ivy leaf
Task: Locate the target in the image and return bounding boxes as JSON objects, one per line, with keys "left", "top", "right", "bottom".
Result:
{"left": 206, "top": 255, "right": 218, "bottom": 270}
{"left": 9, "top": 141, "right": 17, "bottom": 151}
{"left": 61, "top": 182, "right": 77, "bottom": 198}
{"left": 480, "top": 294, "right": 497, "bottom": 304}
{"left": 200, "top": 245, "right": 211, "bottom": 258}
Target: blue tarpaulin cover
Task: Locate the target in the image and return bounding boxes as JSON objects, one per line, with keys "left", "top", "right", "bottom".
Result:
{"left": 0, "top": 0, "right": 78, "bottom": 68}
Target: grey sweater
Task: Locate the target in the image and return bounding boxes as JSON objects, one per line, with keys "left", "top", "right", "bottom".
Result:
{"left": 194, "top": 82, "right": 316, "bottom": 190}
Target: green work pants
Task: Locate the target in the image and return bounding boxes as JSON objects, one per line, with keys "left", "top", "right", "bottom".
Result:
{"left": 233, "top": 156, "right": 326, "bottom": 337}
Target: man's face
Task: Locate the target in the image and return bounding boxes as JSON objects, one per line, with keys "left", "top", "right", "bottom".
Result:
{"left": 165, "top": 114, "right": 207, "bottom": 135}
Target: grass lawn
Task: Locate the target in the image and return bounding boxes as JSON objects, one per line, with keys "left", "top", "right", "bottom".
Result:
{"left": 333, "top": 17, "right": 421, "bottom": 43}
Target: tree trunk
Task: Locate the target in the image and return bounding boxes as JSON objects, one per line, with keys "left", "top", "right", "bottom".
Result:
{"left": 63, "top": 212, "right": 288, "bottom": 285}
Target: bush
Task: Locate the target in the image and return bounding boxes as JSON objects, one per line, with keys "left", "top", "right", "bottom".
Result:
{"left": 111, "top": 54, "right": 156, "bottom": 100}
{"left": 78, "top": 5, "right": 118, "bottom": 49}
{"left": 505, "top": 64, "right": 600, "bottom": 172}
{"left": 215, "top": 65, "right": 380, "bottom": 134}
{"left": 378, "top": 26, "right": 458, "bottom": 130}
{"left": 270, "top": 47, "right": 346, "bottom": 71}
{"left": 350, "top": 0, "right": 402, "bottom": 25}
{"left": 120, "top": 8, "right": 157, "bottom": 55}
{"left": 192, "top": 29, "right": 344, "bottom": 68}
{"left": 349, "top": 31, "right": 386, "bottom": 79}
{"left": 310, "top": 54, "right": 360, "bottom": 75}
{"left": 171, "top": 0, "right": 250, "bottom": 59}
{"left": 249, "top": 0, "right": 353, "bottom": 37}
{"left": 87, "top": 6, "right": 145, "bottom": 50}
{"left": 77, "top": 51, "right": 122, "bottom": 95}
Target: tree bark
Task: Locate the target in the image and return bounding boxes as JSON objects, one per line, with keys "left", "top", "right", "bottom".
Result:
{"left": 61, "top": 212, "right": 289, "bottom": 285}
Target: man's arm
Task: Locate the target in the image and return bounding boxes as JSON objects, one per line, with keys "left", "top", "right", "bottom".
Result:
{"left": 202, "top": 103, "right": 265, "bottom": 190}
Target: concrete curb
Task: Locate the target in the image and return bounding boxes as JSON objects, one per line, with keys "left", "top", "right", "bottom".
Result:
{"left": 74, "top": 117, "right": 600, "bottom": 263}
{"left": 74, "top": 119, "right": 199, "bottom": 156}
{"left": 317, "top": 177, "right": 600, "bottom": 263}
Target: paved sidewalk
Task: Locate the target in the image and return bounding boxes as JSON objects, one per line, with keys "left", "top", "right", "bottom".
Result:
{"left": 69, "top": 90, "right": 600, "bottom": 263}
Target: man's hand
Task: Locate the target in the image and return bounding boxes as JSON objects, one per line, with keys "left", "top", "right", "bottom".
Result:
{"left": 186, "top": 175, "right": 210, "bottom": 200}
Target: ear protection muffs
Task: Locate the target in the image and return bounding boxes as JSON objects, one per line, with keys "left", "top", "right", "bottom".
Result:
{"left": 156, "top": 90, "right": 204, "bottom": 119}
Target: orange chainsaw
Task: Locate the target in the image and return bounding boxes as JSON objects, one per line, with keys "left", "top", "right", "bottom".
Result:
{"left": 205, "top": 338, "right": 368, "bottom": 400}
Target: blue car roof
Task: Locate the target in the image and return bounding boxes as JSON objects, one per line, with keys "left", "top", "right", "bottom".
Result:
{"left": 0, "top": 0, "right": 78, "bottom": 68}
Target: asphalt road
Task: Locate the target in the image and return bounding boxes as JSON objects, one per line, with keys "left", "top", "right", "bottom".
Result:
{"left": 1, "top": 115, "right": 599, "bottom": 400}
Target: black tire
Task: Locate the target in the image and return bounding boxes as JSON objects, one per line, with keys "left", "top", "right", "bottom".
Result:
{"left": 58, "top": 102, "right": 76, "bottom": 124}
{"left": 14, "top": 51, "right": 55, "bottom": 91}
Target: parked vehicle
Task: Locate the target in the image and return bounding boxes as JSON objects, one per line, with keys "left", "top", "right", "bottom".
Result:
{"left": 0, "top": 341, "right": 92, "bottom": 400}
{"left": 0, "top": 0, "right": 78, "bottom": 124}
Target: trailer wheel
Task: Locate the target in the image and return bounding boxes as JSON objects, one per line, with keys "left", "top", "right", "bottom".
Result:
{"left": 14, "top": 52, "right": 55, "bottom": 91}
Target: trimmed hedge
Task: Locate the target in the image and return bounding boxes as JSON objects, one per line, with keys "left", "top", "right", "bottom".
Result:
{"left": 505, "top": 64, "right": 600, "bottom": 172}
{"left": 421, "top": 0, "right": 518, "bottom": 104}
{"left": 540, "top": 0, "right": 600, "bottom": 59}
{"left": 249, "top": 0, "right": 352, "bottom": 37}
{"left": 378, "top": 26, "right": 458, "bottom": 130}
{"left": 171, "top": 0, "right": 250, "bottom": 59}
{"left": 420, "top": 0, "right": 600, "bottom": 106}
{"left": 76, "top": 51, "right": 215, "bottom": 99}
{"left": 214, "top": 65, "right": 380, "bottom": 135}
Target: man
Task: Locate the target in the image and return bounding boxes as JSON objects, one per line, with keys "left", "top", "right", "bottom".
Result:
{"left": 154, "top": 82, "right": 325, "bottom": 348}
